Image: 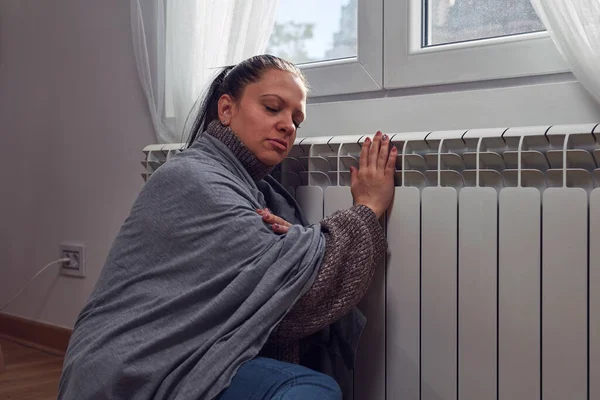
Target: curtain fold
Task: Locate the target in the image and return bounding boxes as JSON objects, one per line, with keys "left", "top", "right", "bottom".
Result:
{"left": 531, "top": 0, "right": 600, "bottom": 105}
{"left": 131, "top": 0, "right": 279, "bottom": 143}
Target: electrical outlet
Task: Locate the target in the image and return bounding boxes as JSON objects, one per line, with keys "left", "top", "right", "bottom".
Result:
{"left": 60, "top": 243, "right": 86, "bottom": 277}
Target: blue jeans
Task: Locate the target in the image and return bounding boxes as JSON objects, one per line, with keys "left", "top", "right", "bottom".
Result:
{"left": 217, "top": 357, "right": 342, "bottom": 400}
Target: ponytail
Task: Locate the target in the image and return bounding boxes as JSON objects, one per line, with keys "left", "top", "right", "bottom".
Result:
{"left": 185, "top": 66, "right": 234, "bottom": 148}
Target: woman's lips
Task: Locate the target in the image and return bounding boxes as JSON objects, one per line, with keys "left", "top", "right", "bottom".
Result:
{"left": 268, "top": 139, "right": 288, "bottom": 151}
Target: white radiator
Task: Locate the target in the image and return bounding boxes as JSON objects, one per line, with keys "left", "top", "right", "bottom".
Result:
{"left": 143, "top": 123, "right": 600, "bottom": 400}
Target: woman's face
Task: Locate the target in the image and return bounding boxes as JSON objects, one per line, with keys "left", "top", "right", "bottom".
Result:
{"left": 218, "top": 69, "right": 307, "bottom": 166}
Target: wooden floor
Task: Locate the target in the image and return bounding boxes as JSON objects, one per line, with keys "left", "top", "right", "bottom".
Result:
{"left": 0, "top": 337, "right": 63, "bottom": 400}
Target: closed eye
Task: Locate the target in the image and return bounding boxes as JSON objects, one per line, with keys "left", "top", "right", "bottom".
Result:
{"left": 265, "top": 105, "right": 301, "bottom": 129}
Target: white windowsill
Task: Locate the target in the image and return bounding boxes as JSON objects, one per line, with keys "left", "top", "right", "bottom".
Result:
{"left": 301, "top": 75, "right": 600, "bottom": 138}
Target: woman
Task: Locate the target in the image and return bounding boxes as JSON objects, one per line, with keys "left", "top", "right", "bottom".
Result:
{"left": 58, "top": 54, "right": 396, "bottom": 400}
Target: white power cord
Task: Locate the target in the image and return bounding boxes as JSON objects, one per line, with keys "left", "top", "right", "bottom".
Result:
{"left": 0, "top": 257, "right": 70, "bottom": 313}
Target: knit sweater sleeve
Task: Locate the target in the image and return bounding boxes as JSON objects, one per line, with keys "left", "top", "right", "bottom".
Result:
{"left": 267, "top": 204, "right": 387, "bottom": 341}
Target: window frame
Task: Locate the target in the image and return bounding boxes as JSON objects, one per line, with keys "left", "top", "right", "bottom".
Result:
{"left": 298, "top": 0, "right": 383, "bottom": 97}
{"left": 382, "top": 0, "right": 569, "bottom": 90}
{"left": 165, "top": 0, "right": 570, "bottom": 104}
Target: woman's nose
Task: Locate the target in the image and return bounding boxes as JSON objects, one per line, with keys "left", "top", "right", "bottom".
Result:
{"left": 278, "top": 119, "right": 295, "bottom": 135}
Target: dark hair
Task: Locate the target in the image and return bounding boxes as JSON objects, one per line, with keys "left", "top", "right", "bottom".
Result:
{"left": 185, "top": 54, "right": 307, "bottom": 148}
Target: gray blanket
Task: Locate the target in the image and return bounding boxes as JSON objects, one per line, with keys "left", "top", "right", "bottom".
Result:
{"left": 58, "top": 134, "right": 326, "bottom": 399}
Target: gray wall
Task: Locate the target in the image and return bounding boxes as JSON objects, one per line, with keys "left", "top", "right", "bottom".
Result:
{"left": 0, "top": 0, "right": 154, "bottom": 327}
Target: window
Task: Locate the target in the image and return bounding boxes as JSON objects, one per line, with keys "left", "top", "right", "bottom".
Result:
{"left": 297, "top": 1, "right": 599, "bottom": 139}
{"left": 267, "top": 0, "right": 358, "bottom": 65}
{"left": 267, "top": 0, "right": 568, "bottom": 95}
{"left": 425, "top": 0, "right": 545, "bottom": 46}
{"left": 386, "top": 0, "right": 568, "bottom": 88}
{"left": 268, "top": 0, "right": 383, "bottom": 97}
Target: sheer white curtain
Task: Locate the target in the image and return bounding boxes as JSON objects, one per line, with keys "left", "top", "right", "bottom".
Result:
{"left": 531, "top": 0, "right": 600, "bottom": 105}
{"left": 131, "top": 0, "right": 279, "bottom": 143}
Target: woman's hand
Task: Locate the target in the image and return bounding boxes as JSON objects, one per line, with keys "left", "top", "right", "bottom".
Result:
{"left": 350, "top": 131, "right": 397, "bottom": 219}
{"left": 257, "top": 208, "right": 292, "bottom": 234}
